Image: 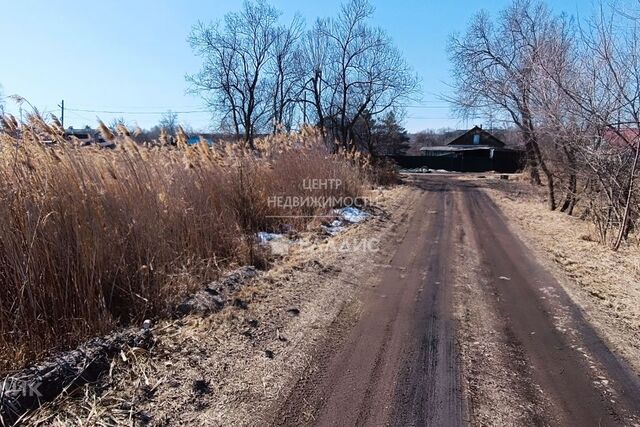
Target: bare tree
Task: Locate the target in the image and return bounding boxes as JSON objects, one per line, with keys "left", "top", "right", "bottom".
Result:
{"left": 188, "top": 0, "right": 416, "bottom": 153}
{"left": 188, "top": 0, "right": 280, "bottom": 149}
{"left": 413, "top": 131, "right": 436, "bottom": 148}
{"left": 544, "top": 2, "right": 640, "bottom": 249}
{"left": 532, "top": 15, "right": 583, "bottom": 214}
{"left": 109, "top": 117, "right": 129, "bottom": 132}
{"left": 304, "top": 0, "right": 418, "bottom": 151}
{"left": 473, "top": 0, "right": 640, "bottom": 249}
{"left": 449, "top": 0, "right": 571, "bottom": 209}
{"left": 270, "top": 15, "right": 304, "bottom": 133}
{"left": 159, "top": 110, "right": 179, "bottom": 135}
{"left": 299, "top": 20, "right": 332, "bottom": 138}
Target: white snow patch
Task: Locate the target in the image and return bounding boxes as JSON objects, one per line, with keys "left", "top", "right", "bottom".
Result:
{"left": 335, "top": 207, "right": 370, "bottom": 223}
{"left": 323, "top": 219, "right": 345, "bottom": 235}
{"left": 256, "top": 231, "right": 294, "bottom": 255}
{"left": 257, "top": 232, "right": 285, "bottom": 244}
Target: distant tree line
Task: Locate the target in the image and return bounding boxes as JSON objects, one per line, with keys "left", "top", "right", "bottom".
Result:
{"left": 450, "top": 0, "right": 640, "bottom": 249}
{"left": 187, "top": 0, "right": 419, "bottom": 153}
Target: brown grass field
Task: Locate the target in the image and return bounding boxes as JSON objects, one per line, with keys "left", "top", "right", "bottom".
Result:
{"left": 0, "top": 114, "right": 376, "bottom": 372}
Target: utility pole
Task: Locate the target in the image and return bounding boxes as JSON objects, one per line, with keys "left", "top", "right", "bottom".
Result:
{"left": 58, "top": 99, "right": 65, "bottom": 129}
{"left": 303, "top": 91, "right": 307, "bottom": 124}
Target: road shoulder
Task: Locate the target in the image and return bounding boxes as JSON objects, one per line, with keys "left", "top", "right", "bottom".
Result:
{"left": 23, "top": 185, "right": 415, "bottom": 426}
{"left": 480, "top": 176, "right": 640, "bottom": 376}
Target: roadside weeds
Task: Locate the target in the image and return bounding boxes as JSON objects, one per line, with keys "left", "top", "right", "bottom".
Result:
{"left": 19, "top": 185, "right": 412, "bottom": 427}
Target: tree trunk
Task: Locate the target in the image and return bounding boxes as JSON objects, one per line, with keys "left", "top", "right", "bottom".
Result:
{"left": 544, "top": 171, "right": 557, "bottom": 210}
{"left": 524, "top": 139, "right": 542, "bottom": 185}
{"left": 559, "top": 173, "right": 577, "bottom": 214}
{"left": 613, "top": 143, "right": 640, "bottom": 251}
{"left": 243, "top": 119, "right": 255, "bottom": 150}
{"left": 524, "top": 123, "right": 556, "bottom": 210}
{"left": 559, "top": 144, "right": 577, "bottom": 214}
{"left": 311, "top": 74, "right": 326, "bottom": 142}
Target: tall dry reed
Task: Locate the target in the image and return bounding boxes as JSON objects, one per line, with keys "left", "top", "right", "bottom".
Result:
{"left": 0, "top": 115, "right": 369, "bottom": 371}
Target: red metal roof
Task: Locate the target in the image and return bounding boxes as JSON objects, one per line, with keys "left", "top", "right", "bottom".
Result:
{"left": 602, "top": 128, "right": 640, "bottom": 148}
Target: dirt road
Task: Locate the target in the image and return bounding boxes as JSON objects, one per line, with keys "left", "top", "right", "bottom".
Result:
{"left": 276, "top": 175, "right": 640, "bottom": 426}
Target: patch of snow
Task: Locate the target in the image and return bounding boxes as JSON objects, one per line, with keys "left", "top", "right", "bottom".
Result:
{"left": 400, "top": 168, "right": 431, "bottom": 174}
{"left": 257, "top": 231, "right": 285, "bottom": 244}
{"left": 257, "top": 231, "right": 293, "bottom": 255}
{"left": 321, "top": 218, "right": 346, "bottom": 236}
{"left": 323, "top": 224, "right": 345, "bottom": 235}
{"left": 335, "top": 207, "right": 370, "bottom": 223}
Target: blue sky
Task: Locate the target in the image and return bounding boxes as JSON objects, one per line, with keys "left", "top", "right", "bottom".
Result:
{"left": 0, "top": 0, "right": 586, "bottom": 132}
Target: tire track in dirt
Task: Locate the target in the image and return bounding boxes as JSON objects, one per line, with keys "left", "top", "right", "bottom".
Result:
{"left": 391, "top": 179, "right": 465, "bottom": 427}
{"left": 270, "top": 185, "right": 425, "bottom": 426}
{"left": 454, "top": 187, "right": 553, "bottom": 425}
{"left": 274, "top": 178, "right": 465, "bottom": 426}
{"left": 272, "top": 175, "right": 640, "bottom": 426}
{"left": 459, "top": 181, "right": 640, "bottom": 426}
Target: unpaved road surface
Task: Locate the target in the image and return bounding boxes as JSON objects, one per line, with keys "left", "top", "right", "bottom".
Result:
{"left": 28, "top": 175, "right": 640, "bottom": 426}
{"left": 276, "top": 175, "right": 640, "bottom": 426}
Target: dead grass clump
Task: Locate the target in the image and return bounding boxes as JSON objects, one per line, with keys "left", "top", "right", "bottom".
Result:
{"left": 0, "top": 116, "right": 369, "bottom": 371}
{"left": 368, "top": 157, "right": 401, "bottom": 186}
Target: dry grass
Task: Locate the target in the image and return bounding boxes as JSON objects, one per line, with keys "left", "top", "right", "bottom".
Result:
{"left": 19, "top": 182, "right": 411, "bottom": 427}
{"left": 0, "top": 113, "right": 371, "bottom": 372}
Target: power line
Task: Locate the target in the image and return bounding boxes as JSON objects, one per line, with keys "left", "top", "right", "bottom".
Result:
{"left": 66, "top": 110, "right": 95, "bottom": 124}
{"left": 69, "top": 104, "right": 205, "bottom": 110}
{"left": 66, "top": 108, "right": 211, "bottom": 115}
{"left": 67, "top": 106, "right": 450, "bottom": 113}
{"left": 62, "top": 100, "right": 450, "bottom": 115}
{"left": 400, "top": 105, "right": 451, "bottom": 109}
{"left": 406, "top": 116, "right": 458, "bottom": 120}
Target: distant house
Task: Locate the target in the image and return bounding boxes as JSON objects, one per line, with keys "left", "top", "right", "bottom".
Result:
{"left": 187, "top": 134, "right": 215, "bottom": 146}
{"left": 447, "top": 125, "right": 506, "bottom": 147}
{"left": 64, "top": 126, "right": 114, "bottom": 148}
{"left": 64, "top": 126, "right": 95, "bottom": 144}
{"left": 601, "top": 128, "right": 640, "bottom": 149}
{"left": 420, "top": 125, "right": 506, "bottom": 155}
{"left": 384, "top": 126, "right": 524, "bottom": 173}
{"left": 417, "top": 126, "right": 523, "bottom": 172}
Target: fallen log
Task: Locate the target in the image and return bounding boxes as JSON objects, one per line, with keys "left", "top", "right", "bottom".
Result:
{"left": 0, "top": 327, "right": 153, "bottom": 426}
{"left": 0, "top": 266, "right": 258, "bottom": 425}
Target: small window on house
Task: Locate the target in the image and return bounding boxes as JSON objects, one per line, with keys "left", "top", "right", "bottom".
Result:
{"left": 473, "top": 134, "right": 480, "bottom": 145}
